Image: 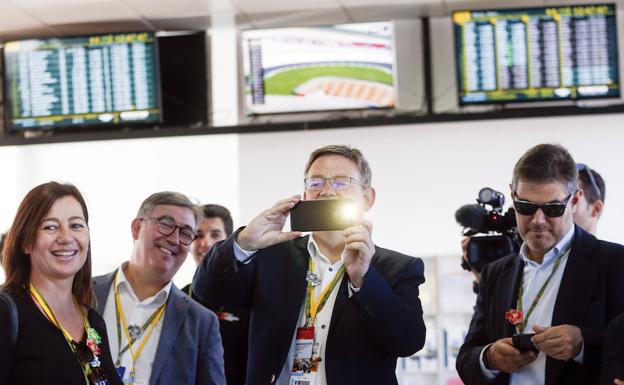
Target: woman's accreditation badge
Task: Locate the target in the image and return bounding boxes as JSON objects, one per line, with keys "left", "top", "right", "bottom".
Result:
{"left": 506, "top": 309, "right": 523, "bottom": 326}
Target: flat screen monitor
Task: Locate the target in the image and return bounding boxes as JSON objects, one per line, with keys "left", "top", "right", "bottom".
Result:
{"left": 453, "top": 4, "right": 620, "bottom": 105}
{"left": 241, "top": 21, "right": 395, "bottom": 115}
{"left": 3, "top": 32, "right": 160, "bottom": 130}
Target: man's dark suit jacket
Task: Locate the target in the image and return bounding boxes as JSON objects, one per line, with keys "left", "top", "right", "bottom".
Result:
{"left": 192, "top": 232, "right": 427, "bottom": 385}
{"left": 182, "top": 282, "right": 249, "bottom": 385}
{"left": 457, "top": 226, "right": 624, "bottom": 385}
{"left": 599, "top": 313, "right": 624, "bottom": 385}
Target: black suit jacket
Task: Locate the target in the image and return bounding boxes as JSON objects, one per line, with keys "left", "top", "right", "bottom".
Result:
{"left": 457, "top": 226, "right": 624, "bottom": 385}
{"left": 599, "top": 312, "right": 624, "bottom": 385}
{"left": 192, "top": 232, "right": 426, "bottom": 385}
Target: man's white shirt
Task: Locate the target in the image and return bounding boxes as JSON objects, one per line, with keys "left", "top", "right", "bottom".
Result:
{"left": 102, "top": 264, "right": 172, "bottom": 385}
{"left": 234, "top": 235, "right": 353, "bottom": 385}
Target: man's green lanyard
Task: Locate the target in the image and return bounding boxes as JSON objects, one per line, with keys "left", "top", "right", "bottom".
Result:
{"left": 516, "top": 245, "right": 570, "bottom": 333}
{"left": 113, "top": 271, "right": 167, "bottom": 368}
{"left": 304, "top": 257, "right": 346, "bottom": 328}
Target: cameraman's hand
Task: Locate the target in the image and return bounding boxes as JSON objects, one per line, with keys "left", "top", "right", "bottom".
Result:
{"left": 236, "top": 195, "right": 302, "bottom": 250}
{"left": 343, "top": 218, "right": 375, "bottom": 288}
{"left": 485, "top": 338, "right": 537, "bottom": 373}
{"left": 531, "top": 324, "right": 583, "bottom": 360}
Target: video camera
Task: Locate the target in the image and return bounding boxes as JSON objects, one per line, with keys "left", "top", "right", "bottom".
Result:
{"left": 455, "top": 187, "right": 520, "bottom": 273}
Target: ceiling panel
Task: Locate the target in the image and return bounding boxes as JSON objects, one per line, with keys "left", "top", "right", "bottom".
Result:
{"left": 232, "top": 0, "right": 339, "bottom": 14}
{"left": 122, "top": 0, "right": 233, "bottom": 18}
{"left": 340, "top": 0, "right": 438, "bottom": 7}
{"left": 443, "top": 0, "right": 545, "bottom": 13}
{"left": 241, "top": 8, "right": 350, "bottom": 28}
{"left": 149, "top": 16, "right": 212, "bottom": 31}
{"left": 345, "top": 3, "right": 445, "bottom": 19}
{"left": 53, "top": 20, "right": 153, "bottom": 35}
{"left": 0, "top": 0, "right": 44, "bottom": 32}
{"left": 16, "top": 1, "right": 140, "bottom": 25}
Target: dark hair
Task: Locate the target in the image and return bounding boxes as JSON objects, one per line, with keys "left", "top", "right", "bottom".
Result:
{"left": 304, "top": 145, "right": 372, "bottom": 188}
{"left": 136, "top": 191, "right": 201, "bottom": 226}
{"left": 578, "top": 167, "right": 606, "bottom": 204}
{"left": 2, "top": 182, "right": 93, "bottom": 307}
{"left": 201, "top": 204, "right": 233, "bottom": 236}
{"left": 511, "top": 144, "right": 578, "bottom": 195}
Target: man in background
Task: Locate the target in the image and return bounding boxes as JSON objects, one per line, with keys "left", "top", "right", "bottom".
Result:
{"left": 184, "top": 203, "right": 248, "bottom": 385}
{"left": 573, "top": 163, "right": 605, "bottom": 235}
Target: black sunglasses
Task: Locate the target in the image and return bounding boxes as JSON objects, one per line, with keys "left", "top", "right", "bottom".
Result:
{"left": 513, "top": 193, "right": 573, "bottom": 218}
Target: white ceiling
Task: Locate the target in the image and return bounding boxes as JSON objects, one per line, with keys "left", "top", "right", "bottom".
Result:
{"left": 0, "top": 0, "right": 621, "bottom": 41}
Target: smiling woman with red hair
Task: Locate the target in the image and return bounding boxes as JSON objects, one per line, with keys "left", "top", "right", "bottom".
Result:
{"left": 0, "top": 182, "right": 122, "bottom": 385}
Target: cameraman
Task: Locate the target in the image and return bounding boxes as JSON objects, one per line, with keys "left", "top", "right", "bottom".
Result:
{"left": 457, "top": 144, "right": 624, "bottom": 385}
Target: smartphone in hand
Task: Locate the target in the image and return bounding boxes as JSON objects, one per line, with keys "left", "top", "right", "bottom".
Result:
{"left": 512, "top": 333, "right": 538, "bottom": 353}
{"left": 290, "top": 199, "right": 356, "bottom": 231}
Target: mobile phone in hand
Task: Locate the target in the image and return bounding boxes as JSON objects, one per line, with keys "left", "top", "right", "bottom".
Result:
{"left": 512, "top": 333, "right": 538, "bottom": 353}
{"left": 290, "top": 199, "right": 355, "bottom": 231}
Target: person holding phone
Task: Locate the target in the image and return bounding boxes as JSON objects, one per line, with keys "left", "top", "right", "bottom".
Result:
{"left": 456, "top": 144, "right": 624, "bottom": 385}
{"left": 0, "top": 182, "right": 122, "bottom": 385}
{"left": 192, "top": 144, "right": 426, "bottom": 385}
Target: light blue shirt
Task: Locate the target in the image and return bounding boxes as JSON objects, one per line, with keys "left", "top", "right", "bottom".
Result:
{"left": 480, "top": 225, "right": 582, "bottom": 385}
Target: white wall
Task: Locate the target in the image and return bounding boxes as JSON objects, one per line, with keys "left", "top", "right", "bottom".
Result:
{"left": 2, "top": 112, "right": 624, "bottom": 286}
{"left": 0, "top": 134, "right": 240, "bottom": 286}
{"left": 239, "top": 112, "right": 624, "bottom": 259}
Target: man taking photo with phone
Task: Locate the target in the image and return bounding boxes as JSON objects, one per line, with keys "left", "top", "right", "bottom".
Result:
{"left": 457, "top": 144, "right": 624, "bottom": 385}
{"left": 192, "top": 144, "right": 426, "bottom": 385}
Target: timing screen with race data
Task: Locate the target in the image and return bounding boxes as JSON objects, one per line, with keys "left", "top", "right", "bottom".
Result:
{"left": 4, "top": 32, "right": 160, "bottom": 130}
{"left": 453, "top": 4, "right": 620, "bottom": 105}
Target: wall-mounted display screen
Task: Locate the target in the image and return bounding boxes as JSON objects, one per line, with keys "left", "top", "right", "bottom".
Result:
{"left": 3, "top": 32, "right": 160, "bottom": 130}
{"left": 453, "top": 4, "right": 620, "bottom": 105}
{"left": 242, "top": 21, "right": 395, "bottom": 115}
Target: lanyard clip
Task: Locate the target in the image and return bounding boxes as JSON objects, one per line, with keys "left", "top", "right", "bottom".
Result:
{"left": 306, "top": 271, "right": 321, "bottom": 286}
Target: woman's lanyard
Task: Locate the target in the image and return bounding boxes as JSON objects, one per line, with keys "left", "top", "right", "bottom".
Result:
{"left": 516, "top": 245, "right": 570, "bottom": 333}
{"left": 29, "top": 284, "right": 93, "bottom": 385}
{"left": 304, "top": 258, "right": 346, "bottom": 328}
{"left": 113, "top": 271, "right": 166, "bottom": 380}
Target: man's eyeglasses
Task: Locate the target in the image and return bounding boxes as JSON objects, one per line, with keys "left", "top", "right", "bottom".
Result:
{"left": 140, "top": 216, "right": 196, "bottom": 246}
{"left": 304, "top": 176, "right": 362, "bottom": 191}
{"left": 513, "top": 193, "right": 574, "bottom": 218}
{"left": 577, "top": 163, "right": 602, "bottom": 201}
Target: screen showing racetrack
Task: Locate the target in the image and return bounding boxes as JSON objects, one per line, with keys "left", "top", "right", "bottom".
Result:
{"left": 453, "top": 4, "right": 620, "bottom": 105}
{"left": 4, "top": 32, "right": 160, "bottom": 130}
{"left": 242, "top": 21, "right": 395, "bottom": 115}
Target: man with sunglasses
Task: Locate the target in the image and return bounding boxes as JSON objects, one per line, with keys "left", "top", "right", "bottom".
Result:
{"left": 457, "top": 144, "right": 624, "bottom": 385}
{"left": 93, "top": 192, "right": 225, "bottom": 385}
{"left": 192, "top": 145, "right": 426, "bottom": 385}
{"left": 574, "top": 164, "right": 606, "bottom": 235}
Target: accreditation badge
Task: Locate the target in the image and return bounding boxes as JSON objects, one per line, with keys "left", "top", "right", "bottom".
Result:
{"left": 289, "top": 327, "right": 319, "bottom": 385}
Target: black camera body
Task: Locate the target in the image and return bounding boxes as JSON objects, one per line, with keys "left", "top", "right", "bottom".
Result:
{"left": 456, "top": 187, "right": 521, "bottom": 273}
